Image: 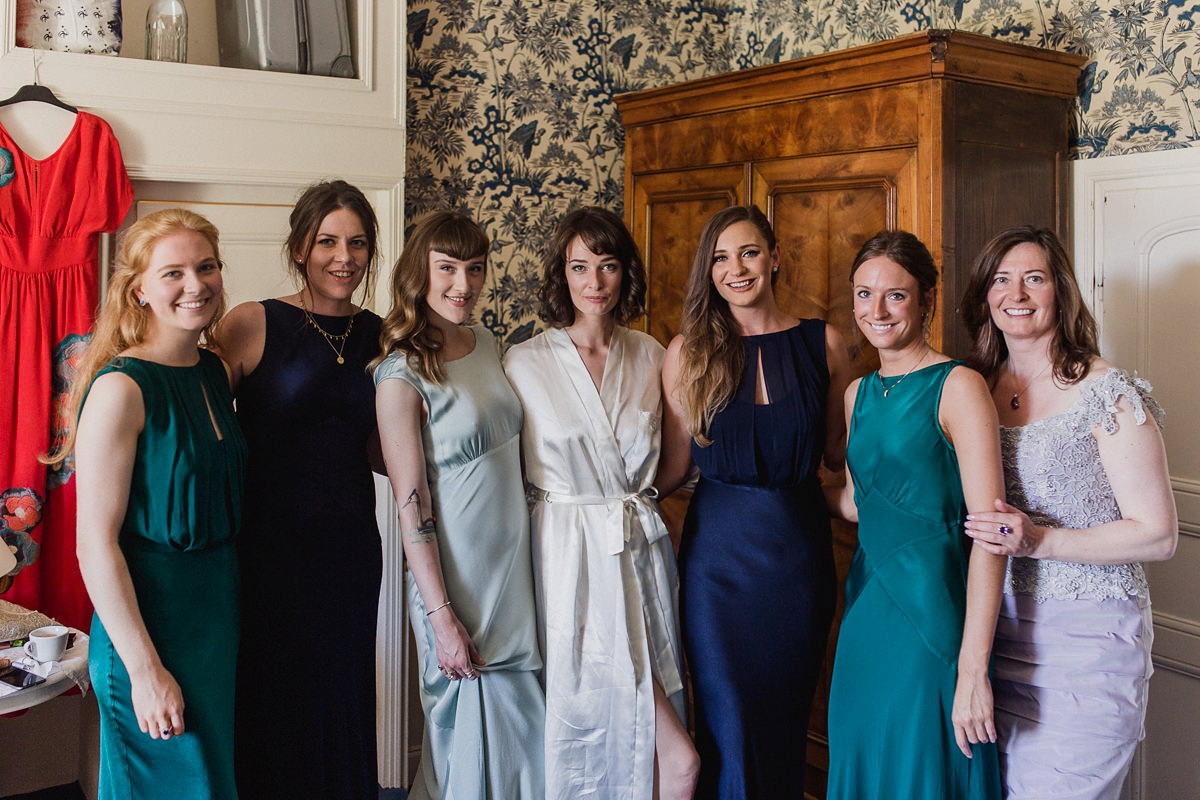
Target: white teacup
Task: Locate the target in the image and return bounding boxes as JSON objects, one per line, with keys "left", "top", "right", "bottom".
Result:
{"left": 23, "top": 625, "right": 68, "bottom": 663}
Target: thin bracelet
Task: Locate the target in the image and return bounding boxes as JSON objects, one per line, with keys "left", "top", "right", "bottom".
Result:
{"left": 426, "top": 600, "right": 452, "bottom": 617}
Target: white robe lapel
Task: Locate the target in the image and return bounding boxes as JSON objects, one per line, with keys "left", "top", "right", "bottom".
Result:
{"left": 547, "top": 326, "right": 629, "bottom": 494}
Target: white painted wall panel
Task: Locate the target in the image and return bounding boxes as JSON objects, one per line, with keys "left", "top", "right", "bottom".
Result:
{"left": 1076, "top": 147, "right": 1200, "bottom": 800}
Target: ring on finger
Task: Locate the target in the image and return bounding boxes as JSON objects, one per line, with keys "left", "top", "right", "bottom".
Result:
{"left": 999, "top": 524, "right": 1011, "bottom": 535}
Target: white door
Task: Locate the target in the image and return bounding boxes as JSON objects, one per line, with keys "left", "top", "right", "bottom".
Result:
{"left": 1075, "top": 148, "right": 1200, "bottom": 799}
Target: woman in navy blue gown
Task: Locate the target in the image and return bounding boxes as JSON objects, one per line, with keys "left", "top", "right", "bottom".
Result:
{"left": 215, "top": 181, "right": 383, "bottom": 799}
{"left": 659, "top": 206, "right": 850, "bottom": 799}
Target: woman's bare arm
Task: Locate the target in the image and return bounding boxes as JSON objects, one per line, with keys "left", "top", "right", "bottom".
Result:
{"left": 940, "top": 365, "right": 1007, "bottom": 759}
{"left": 75, "top": 372, "right": 185, "bottom": 739}
{"left": 654, "top": 335, "right": 694, "bottom": 499}
{"left": 376, "top": 377, "right": 482, "bottom": 678}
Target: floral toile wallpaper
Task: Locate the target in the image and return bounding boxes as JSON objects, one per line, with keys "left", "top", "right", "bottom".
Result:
{"left": 406, "top": 0, "right": 1200, "bottom": 343}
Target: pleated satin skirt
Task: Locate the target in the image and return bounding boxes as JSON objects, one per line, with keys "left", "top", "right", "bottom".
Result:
{"left": 993, "top": 592, "right": 1153, "bottom": 800}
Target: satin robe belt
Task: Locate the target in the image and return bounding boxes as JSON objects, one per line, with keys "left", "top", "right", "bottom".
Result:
{"left": 534, "top": 485, "right": 683, "bottom": 697}
{"left": 535, "top": 487, "right": 669, "bottom": 556}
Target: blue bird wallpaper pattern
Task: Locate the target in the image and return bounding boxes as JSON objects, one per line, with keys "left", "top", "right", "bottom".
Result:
{"left": 406, "top": 0, "right": 1200, "bottom": 343}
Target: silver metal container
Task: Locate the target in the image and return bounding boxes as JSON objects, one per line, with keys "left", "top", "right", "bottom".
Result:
{"left": 216, "top": 0, "right": 355, "bottom": 78}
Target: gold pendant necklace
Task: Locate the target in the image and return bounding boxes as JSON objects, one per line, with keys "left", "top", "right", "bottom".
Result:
{"left": 300, "top": 296, "right": 355, "bottom": 365}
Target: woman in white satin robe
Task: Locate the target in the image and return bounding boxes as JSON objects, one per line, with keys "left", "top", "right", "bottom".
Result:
{"left": 504, "top": 207, "right": 699, "bottom": 800}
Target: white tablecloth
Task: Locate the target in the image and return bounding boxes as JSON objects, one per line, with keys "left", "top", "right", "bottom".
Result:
{"left": 0, "top": 631, "right": 90, "bottom": 715}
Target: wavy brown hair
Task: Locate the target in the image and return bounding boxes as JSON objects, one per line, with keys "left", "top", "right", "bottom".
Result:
{"left": 372, "top": 211, "right": 489, "bottom": 383}
{"left": 961, "top": 225, "right": 1098, "bottom": 385}
{"left": 678, "top": 205, "right": 778, "bottom": 446}
{"left": 43, "top": 209, "right": 225, "bottom": 466}
{"left": 538, "top": 206, "right": 647, "bottom": 327}
{"left": 284, "top": 179, "right": 380, "bottom": 302}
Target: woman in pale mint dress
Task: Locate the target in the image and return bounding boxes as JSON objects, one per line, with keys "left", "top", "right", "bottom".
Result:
{"left": 503, "top": 207, "right": 698, "bottom": 800}
{"left": 372, "top": 211, "right": 544, "bottom": 799}
{"left": 962, "top": 225, "right": 1178, "bottom": 800}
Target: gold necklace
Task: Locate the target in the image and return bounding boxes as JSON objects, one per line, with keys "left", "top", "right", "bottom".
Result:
{"left": 1008, "top": 362, "right": 1052, "bottom": 410}
{"left": 878, "top": 346, "right": 929, "bottom": 398}
{"left": 300, "top": 297, "right": 355, "bottom": 365}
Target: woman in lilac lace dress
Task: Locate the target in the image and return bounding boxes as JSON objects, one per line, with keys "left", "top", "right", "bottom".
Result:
{"left": 961, "top": 226, "right": 1178, "bottom": 800}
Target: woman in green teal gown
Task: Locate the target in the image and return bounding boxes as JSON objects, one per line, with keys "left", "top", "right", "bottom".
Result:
{"left": 825, "top": 231, "right": 1005, "bottom": 800}
{"left": 373, "top": 211, "right": 544, "bottom": 799}
{"left": 48, "top": 209, "right": 246, "bottom": 799}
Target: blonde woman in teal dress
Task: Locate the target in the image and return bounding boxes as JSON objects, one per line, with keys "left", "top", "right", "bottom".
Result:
{"left": 373, "top": 211, "right": 544, "bottom": 799}
{"left": 46, "top": 209, "right": 245, "bottom": 799}
{"left": 825, "top": 231, "right": 1005, "bottom": 799}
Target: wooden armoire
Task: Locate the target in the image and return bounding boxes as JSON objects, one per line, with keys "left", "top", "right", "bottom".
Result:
{"left": 615, "top": 29, "right": 1084, "bottom": 798}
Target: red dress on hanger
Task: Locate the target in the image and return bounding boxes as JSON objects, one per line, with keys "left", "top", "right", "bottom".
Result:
{"left": 0, "top": 110, "right": 133, "bottom": 629}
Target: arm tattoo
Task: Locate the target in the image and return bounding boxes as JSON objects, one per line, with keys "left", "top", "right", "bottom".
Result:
{"left": 409, "top": 515, "right": 437, "bottom": 544}
{"left": 403, "top": 489, "right": 438, "bottom": 544}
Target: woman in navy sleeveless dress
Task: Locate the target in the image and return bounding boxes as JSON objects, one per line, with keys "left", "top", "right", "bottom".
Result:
{"left": 683, "top": 322, "right": 836, "bottom": 797}
{"left": 215, "top": 181, "right": 384, "bottom": 799}
{"left": 660, "top": 206, "right": 850, "bottom": 799}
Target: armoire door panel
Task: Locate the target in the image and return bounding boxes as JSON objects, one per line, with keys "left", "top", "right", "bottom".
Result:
{"left": 771, "top": 185, "right": 885, "bottom": 374}
{"left": 630, "top": 166, "right": 746, "bottom": 344}
{"left": 748, "top": 148, "right": 924, "bottom": 797}
{"left": 627, "top": 166, "right": 744, "bottom": 547}
{"left": 752, "top": 148, "right": 919, "bottom": 377}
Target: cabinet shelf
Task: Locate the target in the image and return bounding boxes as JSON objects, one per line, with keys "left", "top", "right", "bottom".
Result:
{"left": 0, "top": 0, "right": 402, "bottom": 184}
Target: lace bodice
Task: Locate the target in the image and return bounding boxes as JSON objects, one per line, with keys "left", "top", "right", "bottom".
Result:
{"left": 1001, "top": 368, "right": 1164, "bottom": 603}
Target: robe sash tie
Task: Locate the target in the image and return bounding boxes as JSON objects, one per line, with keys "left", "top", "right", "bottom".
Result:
{"left": 532, "top": 485, "right": 683, "bottom": 696}
{"left": 535, "top": 486, "right": 669, "bottom": 556}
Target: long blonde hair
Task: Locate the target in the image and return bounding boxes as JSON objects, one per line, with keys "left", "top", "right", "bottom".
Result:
{"left": 372, "top": 211, "right": 489, "bottom": 384}
{"left": 43, "top": 209, "right": 224, "bottom": 465}
{"left": 678, "top": 206, "right": 778, "bottom": 446}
